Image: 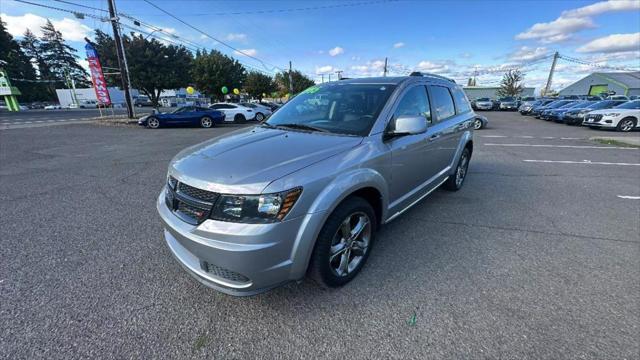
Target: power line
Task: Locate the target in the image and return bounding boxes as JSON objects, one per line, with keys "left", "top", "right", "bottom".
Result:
{"left": 142, "top": 0, "right": 285, "bottom": 73}
{"left": 51, "top": 0, "right": 107, "bottom": 13}
{"left": 13, "top": 0, "right": 109, "bottom": 21}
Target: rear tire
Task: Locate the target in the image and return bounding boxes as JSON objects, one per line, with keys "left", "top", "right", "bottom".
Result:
{"left": 200, "top": 116, "right": 214, "bottom": 128}
{"left": 443, "top": 147, "right": 470, "bottom": 191}
{"left": 255, "top": 112, "right": 265, "bottom": 122}
{"left": 234, "top": 114, "right": 246, "bottom": 124}
{"left": 308, "top": 197, "right": 376, "bottom": 288}
{"left": 617, "top": 118, "right": 636, "bottom": 132}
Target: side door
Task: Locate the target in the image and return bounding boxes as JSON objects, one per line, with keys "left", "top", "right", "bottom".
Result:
{"left": 427, "top": 85, "right": 469, "bottom": 171}
{"left": 386, "top": 85, "right": 443, "bottom": 213}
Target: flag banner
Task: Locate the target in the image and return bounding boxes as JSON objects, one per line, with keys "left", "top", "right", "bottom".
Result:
{"left": 85, "top": 42, "right": 112, "bottom": 106}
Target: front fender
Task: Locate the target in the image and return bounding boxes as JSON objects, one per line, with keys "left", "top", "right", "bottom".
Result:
{"left": 448, "top": 130, "right": 473, "bottom": 177}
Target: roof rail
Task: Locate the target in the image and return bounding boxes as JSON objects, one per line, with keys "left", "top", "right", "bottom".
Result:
{"left": 409, "top": 71, "right": 456, "bottom": 83}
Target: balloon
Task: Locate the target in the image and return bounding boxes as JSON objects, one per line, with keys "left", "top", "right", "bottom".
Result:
{"left": 221, "top": 86, "right": 228, "bottom": 94}
{"left": 186, "top": 86, "right": 194, "bottom": 95}
{"left": 262, "top": 93, "right": 266, "bottom": 97}
{"left": 233, "top": 88, "right": 240, "bottom": 95}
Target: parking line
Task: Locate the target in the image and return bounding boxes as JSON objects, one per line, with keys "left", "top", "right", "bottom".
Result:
{"left": 617, "top": 195, "right": 640, "bottom": 200}
{"left": 523, "top": 159, "right": 640, "bottom": 166}
{"left": 480, "top": 135, "right": 507, "bottom": 138}
{"left": 485, "top": 143, "right": 637, "bottom": 150}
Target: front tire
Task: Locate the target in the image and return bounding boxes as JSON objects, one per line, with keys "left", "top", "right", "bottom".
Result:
{"left": 147, "top": 117, "right": 160, "bottom": 129}
{"left": 234, "top": 114, "right": 246, "bottom": 124}
{"left": 308, "top": 197, "right": 376, "bottom": 288}
{"left": 443, "top": 147, "right": 470, "bottom": 191}
{"left": 473, "top": 118, "right": 483, "bottom": 130}
{"left": 617, "top": 118, "right": 636, "bottom": 132}
{"left": 200, "top": 116, "right": 214, "bottom": 128}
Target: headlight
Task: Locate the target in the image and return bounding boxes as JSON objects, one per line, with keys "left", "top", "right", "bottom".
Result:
{"left": 603, "top": 113, "right": 620, "bottom": 117}
{"left": 210, "top": 187, "right": 302, "bottom": 223}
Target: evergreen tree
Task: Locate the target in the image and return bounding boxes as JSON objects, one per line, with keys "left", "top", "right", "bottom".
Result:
{"left": 39, "top": 20, "right": 89, "bottom": 88}
{"left": 0, "top": 18, "right": 48, "bottom": 102}
{"left": 20, "top": 29, "right": 50, "bottom": 80}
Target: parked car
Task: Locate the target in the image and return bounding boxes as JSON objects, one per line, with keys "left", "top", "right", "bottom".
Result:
{"left": 209, "top": 103, "right": 255, "bottom": 123}
{"left": 44, "top": 104, "right": 62, "bottom": 110}
{"left": 629, "top": 95, "right": 639, "bottom": 100}
{"left": 472, "top": 114, "right": 488, "bottom": 129}
{"left": 157, "top": 74, "right": 475, "bottom": 295}
{"left": 239, "top": 102, "right": 272, "bottom": 121}
{"left": 583, "top": 100, "right": 640, "bottom": 132}
{"left": 259, "top": 101, "right": 281, "bottom": 111}
{"left": 135, "top": 96, "right": 154, "bottom": 107}
{"left": 532, "top": 100, "right": 574, "bottom": 118}
{"left": 28, "top": 102, "right": 46, "bottom": 109}
{"left": 474, "top": 97, "right": 494, "bottom": 111}
{"left": 545, "top": 101, "right": 592, "bottom": 122}
{"left": 520, "top": 99, "right": 551, "bottom": 115}
{"left": 607, "top": 95, "right": 629, "bottom": 101}
{"left": 498, "top": 97, "right": 518, "bottom": 111}
{"left": 138, "top": 106, "right": 225, "bottom": 129}
{"left": 563, "top": 100, "right": 628, "bottom": 125}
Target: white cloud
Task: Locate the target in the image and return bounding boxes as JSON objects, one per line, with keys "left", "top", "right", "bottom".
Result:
{"left": 225, "top": 33, "right": 247, "bottom": 42}
{"left": 315, "top": 65, "right": 334, "bottom": 74}
{"left": 562, "top": 0, "right": 640, "bottom": 18}
{"left": 350, "top": 65, "right": 369, "bottom": 72}
{"left": 329, "top": 46, "right": 344, "bottom": 56}
{"left": 234, "top": 48, "right": 257, "bottom": 57}
{"left": 515, "top": 16, "right": 595, "bottom": 43}
{"left": 393, "top": 42, "right": 405, "bottom": 48}
{"left": 199, "top": 34, "right": 208, "bottom": 40}
{"left": 1, "top": 12, "right": 91, "bottom": 41}
{"left": 416, "top": 60, "right": 450, "bottom": 73}
{"left": 509, "top": 46, "right": 550, "bottom": 62}
{"left": 351, "top": 55, "right": 361, "bottom": 61}
{"left": 515, "top": 0, "right": 640, "bottom": 44}
{"left": 577, "top": 33, "right": 640, "bottom": 53}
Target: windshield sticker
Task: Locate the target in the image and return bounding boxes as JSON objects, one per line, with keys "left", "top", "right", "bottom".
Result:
{"left": 303, "top": 86, "right": 320, "bottom": 94}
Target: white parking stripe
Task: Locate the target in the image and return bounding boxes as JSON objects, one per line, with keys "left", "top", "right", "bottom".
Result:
{"left": 524, "top": 159, "right": 640, "bottom": 166}
{"left": 485, "top": 143, "right": 637, "bottom": 150}
{"left": 480, "top": 135, "right": 507, "bottom": 138}
{"left": 617, "top": 195, "right": 640, "bottom": 200}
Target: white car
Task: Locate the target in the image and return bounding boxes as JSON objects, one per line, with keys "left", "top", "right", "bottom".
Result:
{"left": 240, "top": 102, "right": 272, "bottom": 121}
{"left": 209, "top": 103, "right": 255, "bottom": 123}
{"left": 583, "top": 100, "right": 640, "bottom": 132}
{"left": 44, "top": 104, "right": 62, "bottom": 110}
{"left": 474, "top": 98, "right": 494, "bottom": 111}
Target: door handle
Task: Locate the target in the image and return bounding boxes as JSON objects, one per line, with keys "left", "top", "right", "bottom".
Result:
{"left": 428, "top": 133, "right": 441, "bottom": 141}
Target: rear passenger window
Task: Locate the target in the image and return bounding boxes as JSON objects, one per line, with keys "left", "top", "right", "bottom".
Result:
{"left": 393, "top": 86, "right": 431, "bottom": 123}
{"left": 429, "top": 86, "right": 456, "bottom": 121}
{"left": 451, "top": 87, "right": 472, "bottom": 114}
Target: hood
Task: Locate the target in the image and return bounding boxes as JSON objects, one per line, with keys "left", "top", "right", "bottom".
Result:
{"left": 169, "top": 126, "right": 362, "bottom": 194}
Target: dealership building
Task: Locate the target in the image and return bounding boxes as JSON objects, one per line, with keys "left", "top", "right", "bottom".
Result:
{"left": 558, "top": 72, "right": 640, "bottom": 97}
{"left": 55, "top": 87, "right": 206, "bottom": 107}
{"left": 463, "top": 86, "right": 535, "bottom": 100}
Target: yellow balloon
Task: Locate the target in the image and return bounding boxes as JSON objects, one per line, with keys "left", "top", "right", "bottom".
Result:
{"left": 186, "top": 86, "right": 194, "bottom": 95}
{"left": 233, "top": 88, "right": 240, "bottom": 95}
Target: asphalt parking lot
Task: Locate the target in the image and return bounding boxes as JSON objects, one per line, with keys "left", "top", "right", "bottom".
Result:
{"left": 1, "top": 112, "right": 638, "bottom": 359}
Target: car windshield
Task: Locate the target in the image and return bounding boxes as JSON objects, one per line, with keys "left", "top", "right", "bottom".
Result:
{"left": 172, "top": 107, "right": 190, "bottom": 113}
{"left": 568, "top": 101, "right": 591, "bottom": 108}
{"left": 614, "top": 101, "right": 640, "bottom": 109}
{"left": 500, "top": 97, "right": 514, "bottom": 101}
{"left": 522, "top": 97, "right": 536, "bottom": 101}
{"left": 477, "top": 98, "right": 491, "bottom": 101}
{"left": 265, "top": 83, "right": 396, "bottom": 136}
{"left": 548, "top": 101, "right": 572, "bottom": 108}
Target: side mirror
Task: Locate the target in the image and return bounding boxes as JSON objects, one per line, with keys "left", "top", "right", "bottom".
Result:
{"left": 386, "top": 115, "right": 428, "bottom": 138}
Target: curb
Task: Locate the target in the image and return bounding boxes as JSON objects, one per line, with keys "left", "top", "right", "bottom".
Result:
{"left": 590, "top": 136, "right": 640, "bottom": 147}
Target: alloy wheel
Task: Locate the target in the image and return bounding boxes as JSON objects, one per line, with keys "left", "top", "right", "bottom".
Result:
{"left": 455, "top": 152, "right": 469, "bottom": 187}
{"left": 619, "top": 119, "right": 634, "bottom": 132}
{"left": 329, "top": 212, "right": 371, "bottom": 277}
{"left": 474, "top": 119, "right": 482, "bottom": 130}
{"left": 148, "top": 117, "right": 159, "bottom": 129}
{"left": 201, "top": 116, "right": 212, "bottom": 128}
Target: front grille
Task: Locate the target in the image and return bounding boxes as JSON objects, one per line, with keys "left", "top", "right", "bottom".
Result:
{"left": 168, "top": 176, "right": 178, "bottom": 190}
{"left": 202, "top": 262, "right": 250, "bottom": 283}
{"left": 587, "top": 114, "right": 603, "bottom": 122}
{"left": 176, "top": 201, "right": 211, "bottom": 224}
{"left": 177, "top": 182, "right": 218, "bottom": 202}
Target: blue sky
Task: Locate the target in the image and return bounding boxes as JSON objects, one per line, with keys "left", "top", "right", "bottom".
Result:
{"left": 2, "top": 0, "right": 639, "bottom": 92}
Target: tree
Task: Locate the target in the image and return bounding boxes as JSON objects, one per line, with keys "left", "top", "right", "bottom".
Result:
{"left": 39, "top": 20, "right": 90, "bottom": 89}
{"left": 20, "top": 29, "right": 50, "bottom": 80}
{"left": 496, "top": 69, "right": 524, "bottom": 98}
{"left": 0, "top": 18, "right": 48, "bottom": 102}
{"left": 244, "top": 71, "right": 275, "bottom": 100}
{"left": 125, "top": 33, "right": 193, "bottom": 106}
{"left": 191, "top": 49, "right": 246, "bottom": 101}
{"left": 93, "top": 31, "right": 193, "bottom": 106}
{"left": 274, "top": 70, "right": 315, "bottom": 96}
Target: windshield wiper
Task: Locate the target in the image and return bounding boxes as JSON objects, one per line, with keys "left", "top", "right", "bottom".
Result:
{"left": 275, "top": 123, "right": 328, "bottom": 132}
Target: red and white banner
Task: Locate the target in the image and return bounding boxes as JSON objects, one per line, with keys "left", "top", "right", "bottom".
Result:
{"left": 85, "top": 42, "right": 111, "bottom": 106}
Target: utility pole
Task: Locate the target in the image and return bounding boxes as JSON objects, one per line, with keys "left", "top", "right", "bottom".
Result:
{"left": 383, "top": 57, "right": 388, "bottom": 77}
{"left": 543, "top": 51, "right": 559, "bottom": 96}
{"left": 335, "top": 70, "right": 343, "bottom": 80}
{"left": 288, "top": 61, "right": 293, "bottom": 94}
{"left": 321, "top": 74, "right": 324, "bottom": 83}
{"left": 108, "top": 0, "right": 134, "bottom": 118}
{"left": 328, "top": 73, "right": 331, "bottom": 82}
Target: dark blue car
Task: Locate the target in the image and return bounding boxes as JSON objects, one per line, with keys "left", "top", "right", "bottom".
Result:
{"left": 138, "top": 106, "right": 225, "bottom": 129}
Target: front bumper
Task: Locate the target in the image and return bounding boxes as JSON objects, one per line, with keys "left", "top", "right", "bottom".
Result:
{"left": 475, "top": 104, "right": 493, "bottom": 110}
{"left": 500, "top": 104, "right": 517, "bottom": 110}
{"left": 157, "top": 190, "right": 326, "bottom": 296}
{"left": 582, "top": 117, "right": 616, "bottom": 128}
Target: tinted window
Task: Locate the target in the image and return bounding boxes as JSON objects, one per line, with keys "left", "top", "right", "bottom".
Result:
{"left": 210, "top": 104, "right": 222, "bottom": 109}
{"left": 451, "top": 87, "right": 471, "bottom": 114}
{"left": 429, "top": 86, "right": 456, "bottom": 121}
{"left": 393, "top": 86, "right": 431, "bottom": 123}
{"left": 615, "top": 101, "right": 640, "bottom": 109}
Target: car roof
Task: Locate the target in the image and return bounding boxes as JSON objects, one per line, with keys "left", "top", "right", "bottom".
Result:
{"left": 334, "top": 73, "right": 456, "bottom": 87}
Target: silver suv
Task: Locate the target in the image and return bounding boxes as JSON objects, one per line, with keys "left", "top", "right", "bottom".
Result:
{"left": 158, "top": 73, "right": 475, "bottom": 296}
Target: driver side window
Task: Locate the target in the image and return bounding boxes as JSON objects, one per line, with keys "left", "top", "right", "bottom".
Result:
{"left": 394, "top": 86, "right": 431, "bottom": 123}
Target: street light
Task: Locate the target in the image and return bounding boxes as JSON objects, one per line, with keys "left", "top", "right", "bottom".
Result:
{"left": 144, "top": 29, "right": 161, "bottom": 40}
